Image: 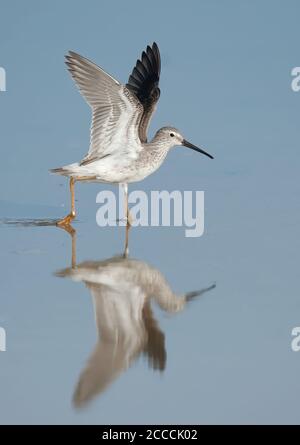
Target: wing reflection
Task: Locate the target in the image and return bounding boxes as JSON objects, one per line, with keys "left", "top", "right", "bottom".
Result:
{"left": 55, "top": 228, "right": 215, "bottom": 408}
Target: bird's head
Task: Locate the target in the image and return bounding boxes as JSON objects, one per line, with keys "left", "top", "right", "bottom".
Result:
{"left": 154, "top": 127, "right": 214, "bottom": 159}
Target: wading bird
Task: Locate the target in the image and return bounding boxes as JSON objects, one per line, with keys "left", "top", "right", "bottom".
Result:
{"left": 51, "top": 42, "right": 213, "bottom": 227}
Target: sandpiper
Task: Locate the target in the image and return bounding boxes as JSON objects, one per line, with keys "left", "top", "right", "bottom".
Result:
{"left": 51, "top": 42, "right": 213, "bottom": 227}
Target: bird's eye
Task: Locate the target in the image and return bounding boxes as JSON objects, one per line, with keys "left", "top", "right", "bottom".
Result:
{"left": 170, "top": 133, "right": 174, "bottom": 137}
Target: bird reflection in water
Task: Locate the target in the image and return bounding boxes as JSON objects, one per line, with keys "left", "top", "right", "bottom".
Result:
{"left": 55, "top": 227, "right": 215, "bottom": 408}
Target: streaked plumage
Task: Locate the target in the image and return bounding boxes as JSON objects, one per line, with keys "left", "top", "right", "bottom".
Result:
{"left": 50, "top": 43, "right": 213, "bottom": 226}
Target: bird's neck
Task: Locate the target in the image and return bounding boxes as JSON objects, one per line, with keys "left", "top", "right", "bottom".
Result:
{"left": 145, "top": 134, "right": 172, "bottom": 153}
{"left": 150, "top": 133, "right": 170, "bottom": 148}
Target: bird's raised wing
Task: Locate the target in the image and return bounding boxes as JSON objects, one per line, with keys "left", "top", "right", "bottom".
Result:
{"left": 65, "top": 51, "right": 144, "bottom": 165}
{"left": 126, "top": 42, "right": 161, "bottom": 143}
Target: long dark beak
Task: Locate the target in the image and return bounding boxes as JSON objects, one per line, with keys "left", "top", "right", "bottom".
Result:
{"left": 182, "top": 139, "right": 214, "bottom": 159}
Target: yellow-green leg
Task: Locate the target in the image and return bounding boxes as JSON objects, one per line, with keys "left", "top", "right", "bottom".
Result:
{"left": 123, "top": 183, "right": 133, "bottom": 226}
{"left": 123, "top": 183, "right": 132, "bottom": 257}
{"left": 57, "top": 177, "right": 76, "bottom": 227}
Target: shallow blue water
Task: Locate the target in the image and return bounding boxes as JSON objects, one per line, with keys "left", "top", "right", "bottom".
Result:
{"left": 0, "top": 173, "right": 299, "bottom": 425}
{"left": 1, "top": 0, "right": 300, "bottom": 424}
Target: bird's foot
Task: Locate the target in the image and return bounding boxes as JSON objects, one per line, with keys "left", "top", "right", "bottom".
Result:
{"left": 56, "top": 211, "right": 76, "bottom": 227}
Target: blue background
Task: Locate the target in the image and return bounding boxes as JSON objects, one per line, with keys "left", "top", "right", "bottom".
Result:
{"left": 0, "top": 0, "right": 300, "bottom": 424}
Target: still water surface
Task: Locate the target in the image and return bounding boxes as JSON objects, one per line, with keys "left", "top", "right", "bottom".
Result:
{"left": 0, "top": 186, "right": 299, "bottom": 424}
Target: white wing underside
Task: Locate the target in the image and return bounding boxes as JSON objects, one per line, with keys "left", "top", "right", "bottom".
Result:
{"left": 66, "top": 51, "right": 144, "bottom": 165}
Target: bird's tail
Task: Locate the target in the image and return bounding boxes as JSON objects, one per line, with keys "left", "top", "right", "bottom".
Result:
{"left": 49, "top": 167, "right": 66, "bottom": 175}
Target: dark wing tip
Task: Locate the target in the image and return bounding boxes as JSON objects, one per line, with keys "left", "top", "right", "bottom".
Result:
{"left": 125, "top": 42, "right": 161, "bottom": 143}
{"left": 66, "top": 50, "right": 78, "bottom": 60}
{"left": 151, "top": 42, "right": 161, "bottom": 74}
{"left": 126, "top": 42, "right": 161, "bottom": 106}
{"left": 65, "top": 51, "right": 80, "bottom": 68}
